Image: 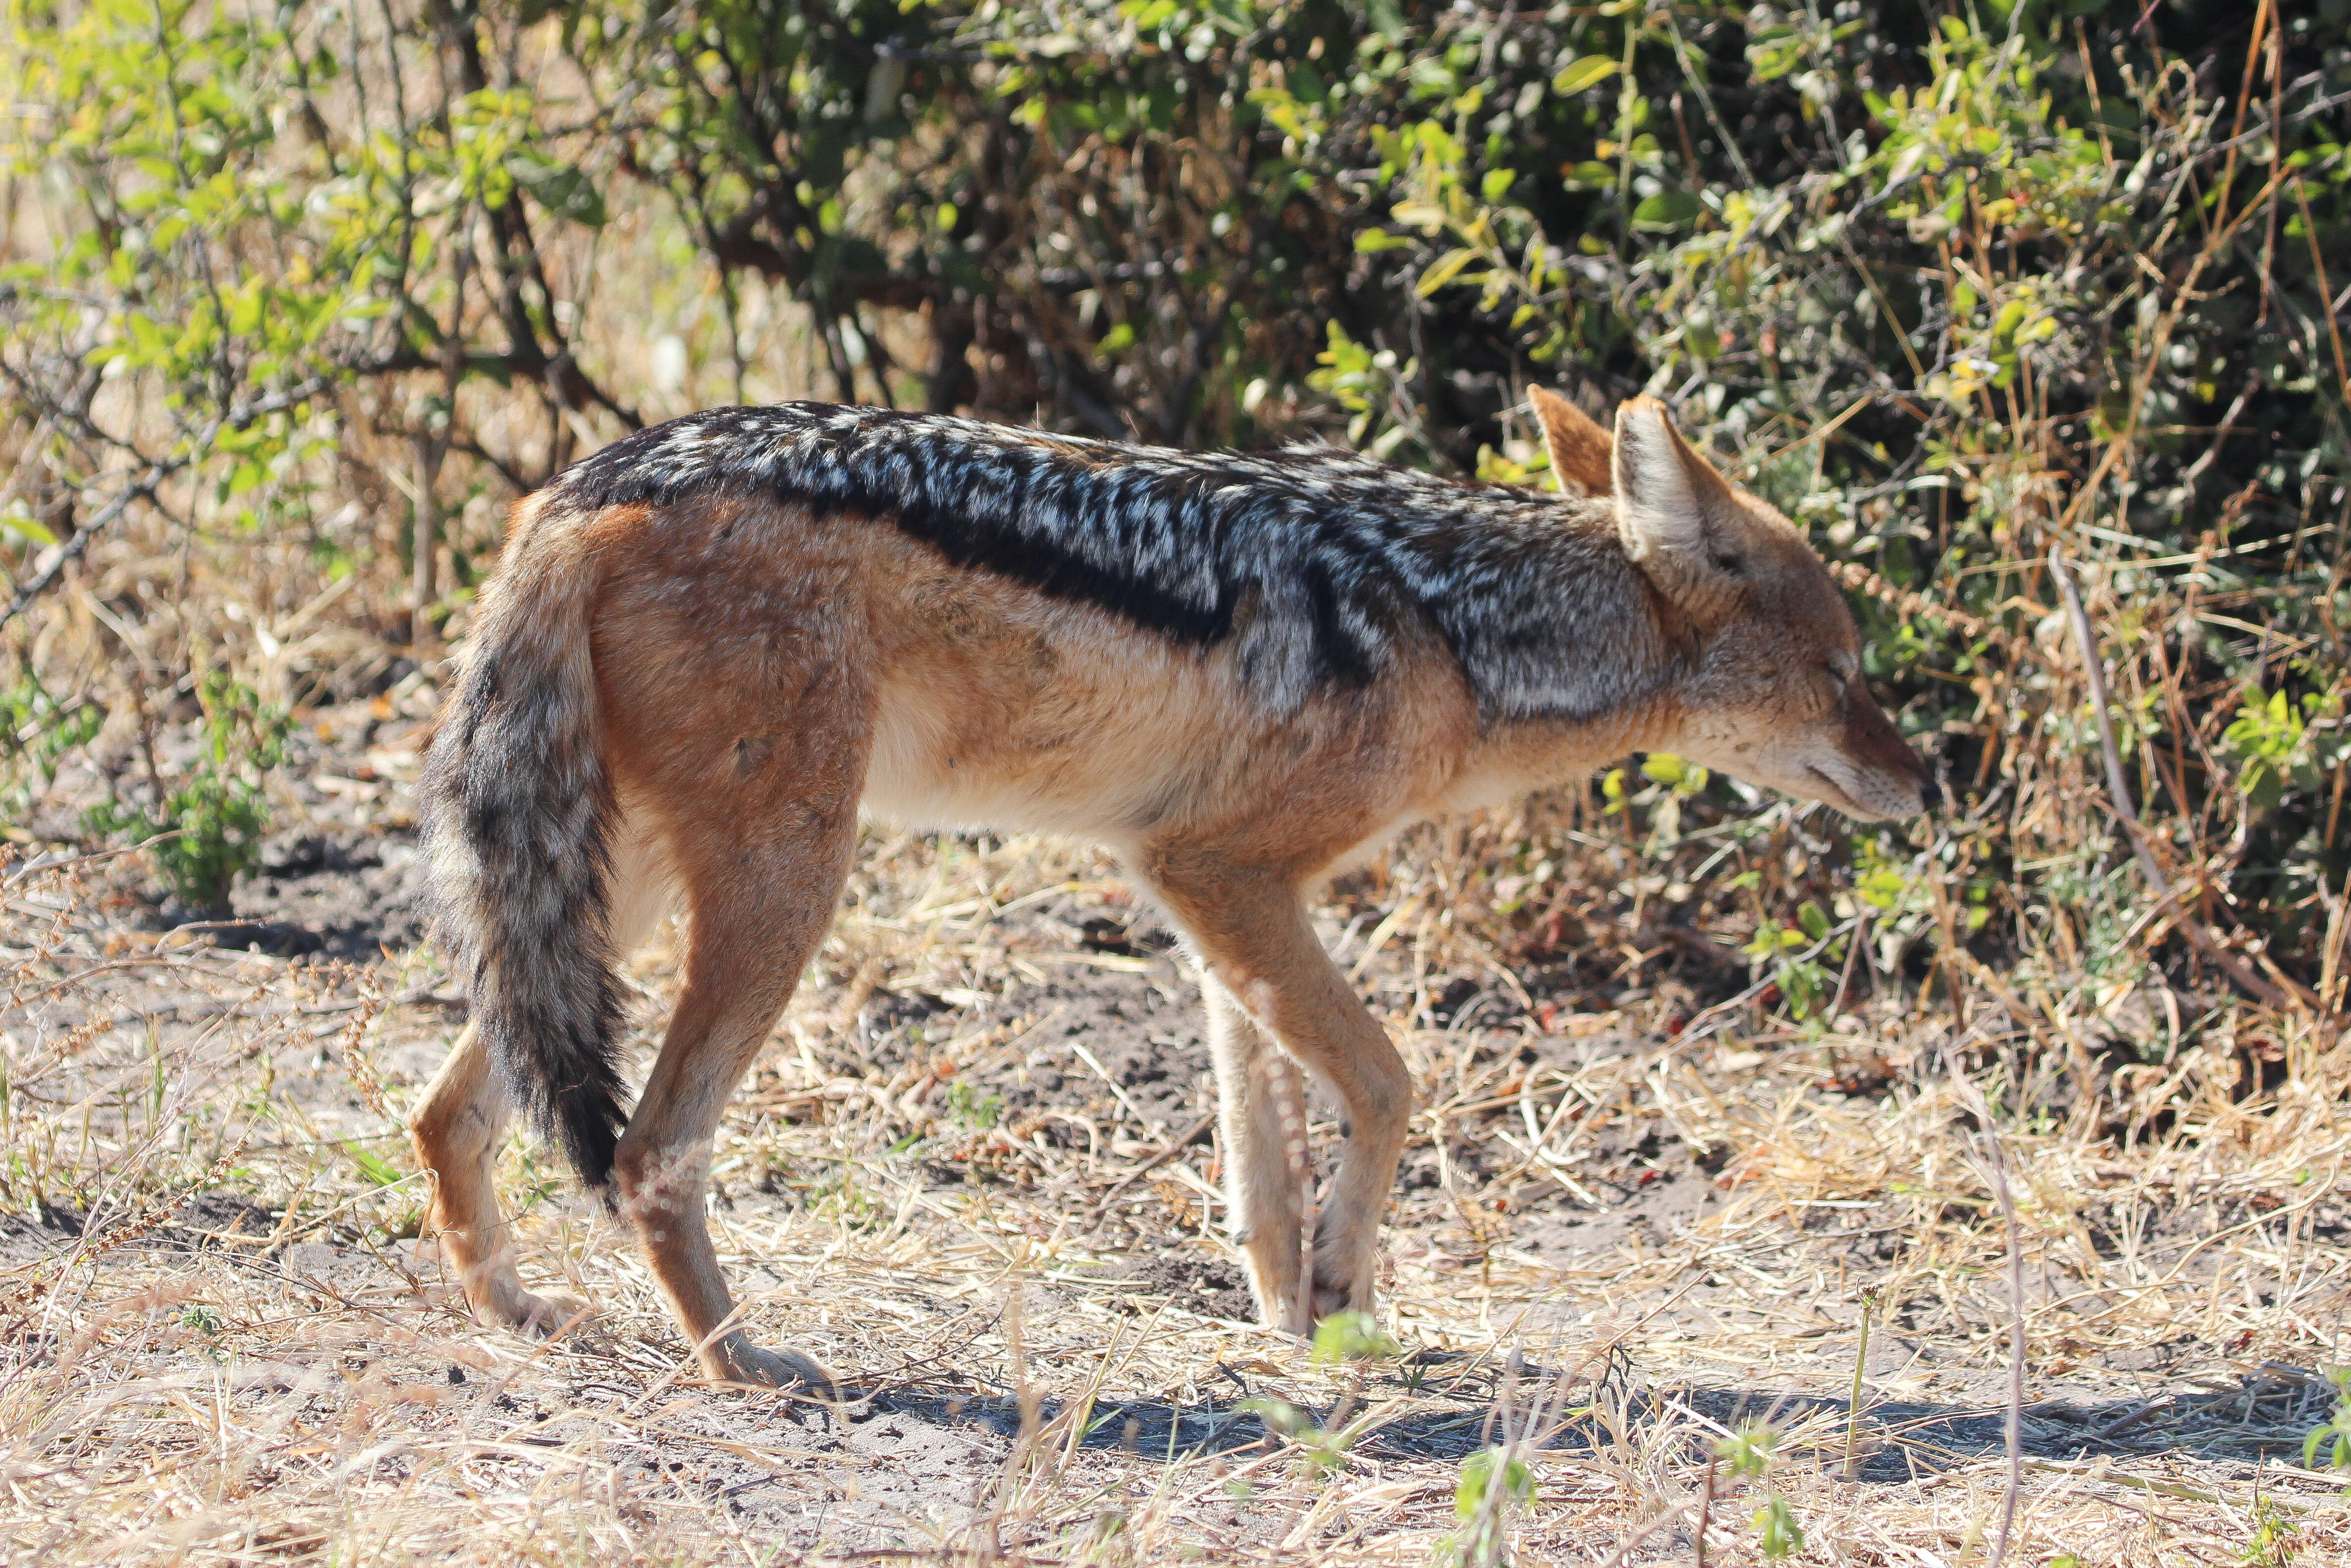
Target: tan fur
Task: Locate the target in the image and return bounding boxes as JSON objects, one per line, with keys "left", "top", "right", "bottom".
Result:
{"left": 410, "top": 395, "right": 1930, "bottom": 1386}
{"left": 1528, "top": 386, "right": 1617, "bottom": 496}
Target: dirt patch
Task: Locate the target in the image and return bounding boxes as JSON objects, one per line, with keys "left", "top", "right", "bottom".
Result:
{"left": 1112, "top": 1251, "right": 1258, "bottom": 1325}
{"left": 223, "top": 830, "right": 431, "bottom": 958}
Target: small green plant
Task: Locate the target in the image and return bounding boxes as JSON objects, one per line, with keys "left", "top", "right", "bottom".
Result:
{"left": 1716, "top": 1421, "right": 1804, "bottom": 1560}
{"left": 945, "top": 1080, "right": 1004, "bottom": 1131}
{"left": 1238, "top": 1395, "right": 1351, "bottom": 1476}
{"left": 2240, "top": 1493, "right": 2299, "bottom": 1567}
{"left": 2224, "top": 689, "right": 2319, "bottom": 811}
{"left": 84, "top": 672, "right": 288, "bottom": 913}
{"left": 176, "top": 1302, "right": 231, "bottom": 1363}
{"left": 1753, "top": 1494, "right": 1805, "bottom": 1560}
{"left": 1311, "top": 1309, "right": 1402, "bottom": 1364}
{"left": 508, "top": 1143, "right": 568, "bottom": 1218}
{"left": 1746, "top": 901, "right": 1838, "bottom": 1021}
{"left": 1717, "top": 1419, "right": 1779, "bottom": 1477}
{"left": 1445, "top": 1445, "right": 1537, "bottom": 1567}
{"left": 2301, "top": 1366, "right": 2351, "bottom": 1472}
{"left": 1, "top": 671, "right": 103, "bottom": 823}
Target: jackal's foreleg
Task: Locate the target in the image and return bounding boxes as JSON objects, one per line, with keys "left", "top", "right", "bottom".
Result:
{"left": 1159, "top": 865, "right": 1412, "bottom": 1330}
{"left": 408, "top": 1020, "right": 590, "bottom": 1335}
{"left": 1202, "top": 974, "right": 1311, "bottom": 1331}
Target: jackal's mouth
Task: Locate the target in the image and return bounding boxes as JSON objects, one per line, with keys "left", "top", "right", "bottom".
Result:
{"left": 1802, "top": 763, "right": 1880, "bottom": 822}
{"left": 1803, "top": 761, "right": 1919, "bottom": 823}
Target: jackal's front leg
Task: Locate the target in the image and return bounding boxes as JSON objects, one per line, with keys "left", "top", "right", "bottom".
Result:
{"left": 1203, "top": 976, "right": 1311, "bottom": 1332}
{"left": 1160, "top": 864, "right": 1413, "bottom": 1330}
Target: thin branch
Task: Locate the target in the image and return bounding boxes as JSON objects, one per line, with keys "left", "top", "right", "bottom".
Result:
{"left": 0, "top": 464, "right": 168, "bottom": 633}
{"left": 1981, "top": 1133, "right": 2026, "bottom": 1568}
{"left": 0, "top": 376, "right": 332, "bottom": 634}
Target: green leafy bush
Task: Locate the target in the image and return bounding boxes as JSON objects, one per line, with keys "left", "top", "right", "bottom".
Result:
{"left": 1, "top": 671, "right": 103, "bottom": 826}
{"left": 83, "top": 674, "right": 289, "bottom": 913}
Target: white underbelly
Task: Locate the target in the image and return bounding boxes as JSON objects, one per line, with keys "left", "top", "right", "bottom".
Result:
{"left": 858, "top": 713, "right": 1171, "bottom": 844}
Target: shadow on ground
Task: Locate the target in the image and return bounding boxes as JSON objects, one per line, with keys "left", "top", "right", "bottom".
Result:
{"left": 830, "top": 1359, "right": 2334, "bottom": 1483}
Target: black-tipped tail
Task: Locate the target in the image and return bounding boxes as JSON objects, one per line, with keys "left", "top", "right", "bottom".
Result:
{"left": 419, "top": 495, "right": 633, "bottom": 1189}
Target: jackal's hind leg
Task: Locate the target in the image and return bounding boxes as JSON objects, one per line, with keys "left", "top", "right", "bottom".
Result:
{"left": 411, "top": 829, "right": 671, "bottom": 1338}
{"left": 408, "top": 1020, "right": 589, "bottom": 1335}
{"left": 1202, "top": 975, "right": 1310, "bottom": 1333}
{"left": 610, "top": 802, "right": 858, "bottom": 1397}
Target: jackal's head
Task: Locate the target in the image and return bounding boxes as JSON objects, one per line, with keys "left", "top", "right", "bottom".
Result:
{"left": 1533, "top": 389, "right": 1934, "bottom": 822}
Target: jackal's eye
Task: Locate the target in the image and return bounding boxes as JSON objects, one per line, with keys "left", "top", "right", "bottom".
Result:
{"left": 1712, "top": 551, "right": 1745, "bottom": 575}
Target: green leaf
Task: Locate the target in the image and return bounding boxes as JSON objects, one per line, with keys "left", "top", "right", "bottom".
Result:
{"left": 344, "top": 1139, "right": 403, "bottom": 1188}
{"left": 1415, "top": 247, "right": 1480, "bottom": 297}
{"left": 511, "top": 160, "right": 607, "bottom": 227}
{"left": 1, "top": 511, "right": 58, "bottom": 546}
{"left": 1550, "top": 56, "right": 1618, "bottom": 95}
{"left": 1641, "top": 753, "right": 1687, "bottom": 786}
{"left": 1311, "top": 1310, "right": 1401, "bottom": 1363}
{"left": 1632, "top": 190, "right": 1706, "bottom": 232}
{"left": 1455, "top": 1447, "right": 1535, "bottom": 1518}
{"left": 1754, "top": 1496, "right": 1804, "bottom": 1559}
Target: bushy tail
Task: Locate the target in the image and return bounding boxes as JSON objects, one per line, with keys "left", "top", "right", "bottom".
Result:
{"left": 419, "top": 492, "right": 629, "bottom": 1189}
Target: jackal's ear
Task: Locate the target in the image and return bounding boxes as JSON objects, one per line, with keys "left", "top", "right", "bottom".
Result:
{"left": 1612, "top": 397, "right": 1744, "bottom": 587}
{"left": 1529, "top": 386, "right": 1614, "bottom": 496}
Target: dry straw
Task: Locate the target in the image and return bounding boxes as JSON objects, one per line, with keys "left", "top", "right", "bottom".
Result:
{"left": 1, "top": 802, "right": 2347, "bottom": 1563}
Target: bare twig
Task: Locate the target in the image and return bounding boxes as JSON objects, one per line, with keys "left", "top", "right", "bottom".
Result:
{"left": 1980, "top": 1133, "right": 2027, "bottom": 1568}
{"left": 0, "top": 465, "right": 169, "bottom": 633}
{"left": 0, "top": 374, "right": 335, "bottom": 633}
{"left": 1084, "top": 1110, "right": 1216, "bottom": 1226}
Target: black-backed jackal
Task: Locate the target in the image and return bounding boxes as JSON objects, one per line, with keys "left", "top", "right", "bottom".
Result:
{"left": 412, "top": 389, "right": 1932, "bottom": 1390}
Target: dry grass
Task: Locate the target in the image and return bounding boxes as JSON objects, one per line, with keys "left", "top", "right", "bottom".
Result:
{"left": 4, "top": 775, "right": 2351, "bottom": 1565}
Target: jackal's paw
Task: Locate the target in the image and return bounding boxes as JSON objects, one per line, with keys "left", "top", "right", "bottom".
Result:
{"left": 1309, "top": 1279, "right": 1358, "bottom": 1323}
{"left": 482, "top": 1287, "right": 592, "bottom": 1338}
{"left": 704, "top": 1333, "right": 839, "bottom": 1399}
{"left": 1236, "top": 1232, "right": 1306, "bottom": 1333}
{"left": 1308, "top": 1231, "right": 1378, "bottom": 1323}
